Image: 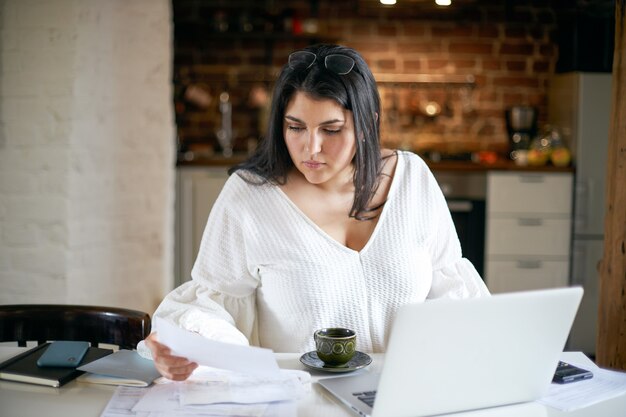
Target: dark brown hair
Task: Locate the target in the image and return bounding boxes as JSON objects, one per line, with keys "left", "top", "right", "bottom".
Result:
{"left": 230, "top": 44, "right": 383, "bottom": 220}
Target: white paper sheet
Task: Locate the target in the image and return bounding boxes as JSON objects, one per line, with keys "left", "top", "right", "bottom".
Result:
{"left": 179, "top": 369, "right": 310, "bottom": 405}
{"left": 537, "top": 352, "right": 626, "bottom": 411}
{"left": 127, "top": 382, "right": 292, "bottom": 417}
{"left": 100, "top": 386, "right": 150, "bottom": 417}
{"left": 132, "top": 384, "right": 182, "bottom": 412}
{"left": 155, "top": 317, "right": 280, "bottom": 377}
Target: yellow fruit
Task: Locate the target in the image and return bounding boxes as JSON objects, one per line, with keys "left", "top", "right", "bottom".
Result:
{"left": 527, "top": 149, "right": 549, "bottom": 166}
{"left": 550, "top": 147, "right": 571, "bottom": 167}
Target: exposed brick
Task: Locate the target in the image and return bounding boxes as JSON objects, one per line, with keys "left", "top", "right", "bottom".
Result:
{"left": 432, "top": 24, "right": 474, "bottom": 38}
{"left": 397, "top": 41, "right": 443, "bottom": 53}
{"left": 482, "top": 59, "right": 502, "bottom": 71}
{"left": 477, "top": 24, "right": 500, "bottom": 38}
{"left": 376, "top": 59, "right": 396, "bottom": 70}
{"left": 403, "top": 60, "right": 422, "bottom": 72}
{"left": 427, "top": 59, "right": 449, "bottom": 70}
{"left": 480, "top": 109, "right": 507, "bottom": 118}
{"left": 451, "top": 59, "right": 477, "bottom": 69}
{"left": 403, "top": 23, "right": 427, "bottom": 37}
{"left": 493, "top": 76, "right": 539, "bottom": 88}
{"left": 477, "top": 123, "right": 496, "bottom": 135}
{"left": 504, "top": 26, "right": 527, "bottom": 39}
{"left": 351, "top": 21, "right": 374, "bottom": 37}
{"left": 533, "top": 60, "right": 550, "bottom": 73}
{"left": 477, "top": 91, "right": 498, "bottom": 102}
{"left": 499, "top": 42, "right": 534, "bottom": 55}
{"left": 1, "top": 0, "right": 173, "bottom": 314}
{"left": 345, "top": 41, "right": 389, "bottom": 54}
{"left": 169, "top": 2, "right": 564, "bottom": 155}
{"left": 527, "top": 93, "right": 546, "bottom": 107}
{"left": 472, "top": 74, "right": 489, "bottom": 86}
{"left": 539, "top": 43, "right": 555, "bottom": 56}
{"left": 503, "top": 92, "right": 525, "bottom": 105}
{"left": 449, "top": 41, "right": 493, "bottom": 55}
{"left": 506, "top": 60, "right": 527, "bottom": 72}
{"left": 377, "top": 23, "right": 397, "bottom": 37}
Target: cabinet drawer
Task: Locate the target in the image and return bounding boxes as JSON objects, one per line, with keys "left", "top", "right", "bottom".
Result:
{"left": 487, "top": 172, "right": 572, "bottom": 214}
{"left": 486, "top": 260, "right": 569, "bottom": 293}
{"left": 486, "top": 217, "right": 571, "bottom": 256}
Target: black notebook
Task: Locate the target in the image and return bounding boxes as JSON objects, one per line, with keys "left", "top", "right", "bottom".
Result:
{"left": 0, "top": 343, "right": 113, "bottom": 387}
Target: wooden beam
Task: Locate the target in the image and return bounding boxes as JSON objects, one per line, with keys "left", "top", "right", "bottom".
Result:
{"left": 597, "top": 0, "right": 626, "bottom": 371}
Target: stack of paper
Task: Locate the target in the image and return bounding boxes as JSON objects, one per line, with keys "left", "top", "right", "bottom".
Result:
{"left": 98, "top": 318, "right": 309, "bottom": 417}
{"left": 538, "top": 352, "right": 626, "bottom": 411}
{"left": 100, "top": 368, "right": 310, "bottom": 417}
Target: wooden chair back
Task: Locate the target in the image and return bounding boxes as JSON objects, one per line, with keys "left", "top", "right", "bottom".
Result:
{"left": 0, "top": 304, "right": 151, "bottom": 350}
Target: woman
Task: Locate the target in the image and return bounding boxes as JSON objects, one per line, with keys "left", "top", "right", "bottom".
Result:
{"left": 143, "top": 44, "right": 489, "bottom": 380}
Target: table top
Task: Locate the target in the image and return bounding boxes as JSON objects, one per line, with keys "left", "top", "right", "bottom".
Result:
{"left": 1, "top": 352, "right": 625, "bottom": 417}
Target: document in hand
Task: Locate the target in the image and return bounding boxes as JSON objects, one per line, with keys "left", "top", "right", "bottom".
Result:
{"left": 155, "top": 317, "right": 280, "bottom": 377}
{"left": 77, "top": 349, "right": 162, "bottom": 387}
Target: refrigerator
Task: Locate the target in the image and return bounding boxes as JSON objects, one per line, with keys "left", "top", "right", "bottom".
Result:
{"left": 548, "top": 72, "right": 613, "bottom": 356}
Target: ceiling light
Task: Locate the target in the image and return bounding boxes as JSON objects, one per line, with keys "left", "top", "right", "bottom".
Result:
{"left": 380, "top": 0, "right": 397, "bottom": 5}
{"left": 435, "top": 0, "right": 452, "bottom": 5}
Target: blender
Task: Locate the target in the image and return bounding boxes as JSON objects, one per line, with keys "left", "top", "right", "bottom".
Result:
{"left": 505, "top": 106, "right": 537, "bottom": 163}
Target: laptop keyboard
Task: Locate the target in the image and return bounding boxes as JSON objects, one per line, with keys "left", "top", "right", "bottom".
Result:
{"left": 353, "top": 390, "right": 377, "bottom": 407}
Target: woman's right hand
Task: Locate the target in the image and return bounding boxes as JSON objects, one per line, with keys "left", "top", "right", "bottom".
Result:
{"left": 144, "top": 332, "right": 198, "bottom": 381}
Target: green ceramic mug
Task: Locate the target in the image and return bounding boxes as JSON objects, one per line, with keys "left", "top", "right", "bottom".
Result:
{"left": 314, "top": 328, "right": 356, "bottom": 366}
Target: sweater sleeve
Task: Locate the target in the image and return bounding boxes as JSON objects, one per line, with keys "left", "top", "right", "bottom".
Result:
{"left": 139, "top": 175, "right": 261, "bottom": 358}
{"left": 424, "top": 167, "right": 490, "bottom": 300}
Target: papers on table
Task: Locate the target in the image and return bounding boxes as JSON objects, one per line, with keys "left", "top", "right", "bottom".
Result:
{"left": 537, "top": 351, "right": 626, "bottom": 411}
{"left": 178, "top": 367, "right": 309, "bottom": 406}
{"left": 98, "top": 319, "right": 301, "bottom": 416}
{"left": 155, "top": 317, "right": 280, "bottom": 377}
{"left": 99, "top": 367, "right": 310, "bottom": 417}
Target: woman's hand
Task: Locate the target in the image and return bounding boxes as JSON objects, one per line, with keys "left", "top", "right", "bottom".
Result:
{"left": 144, "top": 332, "right": 198, "bottom": 381}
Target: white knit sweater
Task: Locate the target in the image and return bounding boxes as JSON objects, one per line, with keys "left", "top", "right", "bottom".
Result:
{"left": 147, "top": 151, "right": 489, "bottom": 355}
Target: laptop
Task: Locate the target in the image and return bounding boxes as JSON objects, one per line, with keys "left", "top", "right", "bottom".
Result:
{"left": 318, "top": 287, "right": 583, "bottom": 417}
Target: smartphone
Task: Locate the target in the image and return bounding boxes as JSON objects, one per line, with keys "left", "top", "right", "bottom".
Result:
{"left": 36, "top": 341, "right": 90, "bottom": 368}
{"left": 552, "top": 361, "right": 593, "bottom": 384}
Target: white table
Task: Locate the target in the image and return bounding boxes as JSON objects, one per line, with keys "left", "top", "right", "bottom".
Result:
{"left": 1, "top": 352, "right": 625, "bottom": 417}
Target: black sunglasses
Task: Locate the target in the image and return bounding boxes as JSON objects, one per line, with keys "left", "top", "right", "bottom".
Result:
{"left": 288, "top": 51, "right": 356, "bottom": 76}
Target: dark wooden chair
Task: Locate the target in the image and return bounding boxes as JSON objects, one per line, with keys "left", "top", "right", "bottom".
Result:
{"left": 0, "top": 304, "right": 151, "bottom": 350}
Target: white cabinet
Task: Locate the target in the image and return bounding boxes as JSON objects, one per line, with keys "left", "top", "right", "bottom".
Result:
{"left": 175, "top": 166, "right": 230, "bottom": 286}
{"left": 485, "top": 172, "right": 573, "bottom": 293}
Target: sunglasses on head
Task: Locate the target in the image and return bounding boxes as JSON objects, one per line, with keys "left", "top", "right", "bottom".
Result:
{"left": 288, "top": 51, "right": 356, "bottom": 75}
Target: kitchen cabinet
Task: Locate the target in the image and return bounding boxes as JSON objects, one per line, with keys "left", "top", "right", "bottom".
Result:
{"left": 175, "top": 166, "right": 230, "bottom": 286}
{"left": 484, "top": 172, "right": 573, "bottom": 293}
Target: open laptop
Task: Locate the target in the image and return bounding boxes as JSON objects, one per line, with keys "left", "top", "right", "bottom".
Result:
{"left": 318, "top": 286, "right": 583, "bottom": 417}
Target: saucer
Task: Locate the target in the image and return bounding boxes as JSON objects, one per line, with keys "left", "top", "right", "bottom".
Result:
{"left": 299, "top": 351, "right": 372, "bottom": 373}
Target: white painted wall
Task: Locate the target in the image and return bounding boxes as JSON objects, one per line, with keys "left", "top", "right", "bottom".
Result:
{"left": 0, "top": 0, "right": 175, "bottom": 315}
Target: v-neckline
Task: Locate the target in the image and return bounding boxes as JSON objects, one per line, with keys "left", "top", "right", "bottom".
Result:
{"left": 274, "top": 153, "right": 404, "bottom": 255}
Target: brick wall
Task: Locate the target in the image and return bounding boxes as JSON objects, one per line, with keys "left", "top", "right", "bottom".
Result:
{"left": 0, "top": 0, "right": 175, "bottom": 315}
{"left": 173, "top": 0, "right": 574, "bottom": 157}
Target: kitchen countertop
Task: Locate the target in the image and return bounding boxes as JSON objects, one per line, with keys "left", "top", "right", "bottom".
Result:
{"left": 176, "top": 153, "right": 575, "bottom": 173}
{"left": 424, "top": 159, "right": 574, "bottom": 173}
